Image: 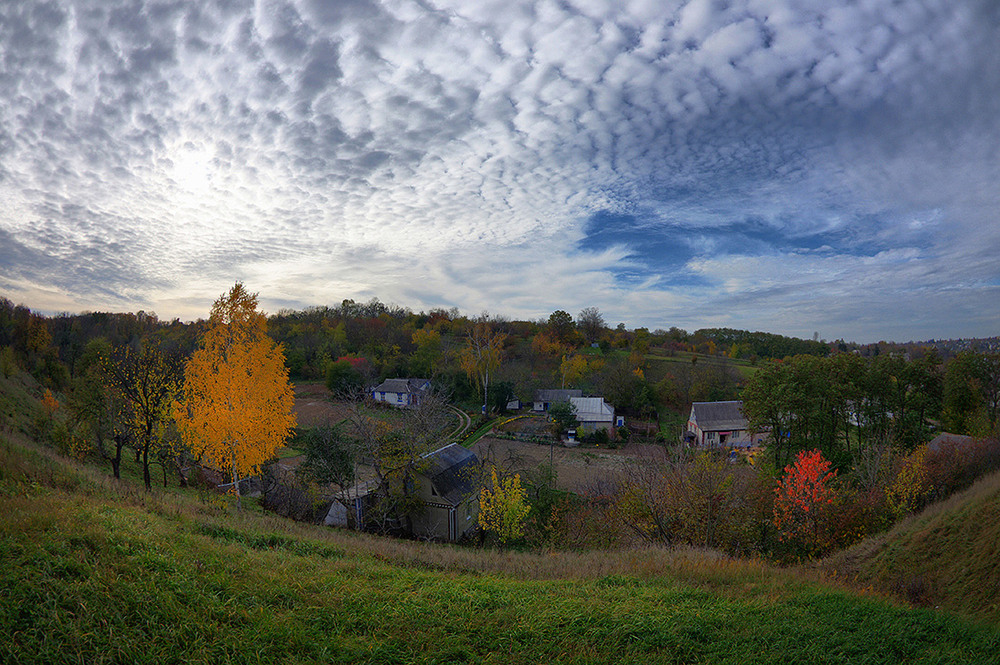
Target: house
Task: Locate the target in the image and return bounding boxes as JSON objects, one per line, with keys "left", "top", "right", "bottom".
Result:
{"left": 324, "top": 443, "right": 479, "bottom": 543}
{"left": 686, "top": 401, "right": 759, "bottom": 448}
{"left": 371, "top": 378, "right": 431, "bottom": 407}
{"left": 533, "top": 389, "right": 582, "bottom": 412}
{"left": 409, "top": 443, "right": 480, "bottom": 542}
{"left": 569, "top": 396, "right": 623, "bottom": 435}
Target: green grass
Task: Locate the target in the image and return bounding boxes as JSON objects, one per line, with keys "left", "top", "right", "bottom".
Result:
{"left": 820, "top": 468, "right": 1000, "bottom": 625}
{"left": 2, "top": 433, "right": 999, "bottom": 663}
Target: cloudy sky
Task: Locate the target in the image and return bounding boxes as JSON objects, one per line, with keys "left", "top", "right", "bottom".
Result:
{"left": 2, "top": 0, "right": 998, "bottom": 342}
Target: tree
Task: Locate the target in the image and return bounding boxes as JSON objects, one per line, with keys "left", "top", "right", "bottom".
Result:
{"left": 459, "top": 316, "right": 505, "bottom": 414}
{"left": 577, "top": 307, "right": 605, "bottom": 343}
{"left": 548, "top": 400, "right": 578, "bottom": 435}
{"left": 298, "top": 424, "right": 357, "bottom": 491}
{"left": 104, "top": 339, "right": 180, "bottom": 489}
{"left": 479, "top": 468, "right": 530, "bottom": 545}
{"left": 410, "top": 327, "right": 443, "bottom": 377}
{"left": 325, "top": 358, "right": 364, "bottom": 397}
{"left": 547, "top": 310, "right": 576, "bottom": 344}
{"left": 559, "top": 354, "right": 588, "bottom": 388}
{"left": 174, "top": 283, "right": 296, "bottom": 508}
{"left": 773, "top": 449, "right": 839, "bottom": 556}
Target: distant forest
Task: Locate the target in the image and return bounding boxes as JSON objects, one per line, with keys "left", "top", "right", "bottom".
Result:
{"left": 1, "top": 294, "right": 997, "bottom": 440}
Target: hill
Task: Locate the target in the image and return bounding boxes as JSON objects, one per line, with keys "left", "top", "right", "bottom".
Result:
{"left": 820, "top": 467, "right": 1000, "bottom": 625}
{"left": 2, "top": 433, "right": 999, "bottom": 664}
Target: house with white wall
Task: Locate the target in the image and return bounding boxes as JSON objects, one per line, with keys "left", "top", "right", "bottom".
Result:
{"left": 371, "top": 378, "right": 431, "bottom": 407}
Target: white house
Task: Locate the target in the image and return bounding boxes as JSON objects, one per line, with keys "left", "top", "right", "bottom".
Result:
{"left": 371, "top": 378, "right": 431, "bottom": 407}
{"left": 686, "top": 401, "right": 759, "bottom": 448}
{"left": 569, "top": 396, "right": 624, "bottom": 435}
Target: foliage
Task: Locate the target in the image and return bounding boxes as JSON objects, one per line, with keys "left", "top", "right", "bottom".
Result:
{"left": 478, "top": 468, "right": 530, "bottom": 544}
{"left": 773, "top": 449, "right": 839, "bottom": 557}
{"left": 174, "top": 283, "right": 296, "bottom": 507}
{"left": 324, "top": 358, "right": 364, "bottom": 397}
{"left": 547, "top": 400, "right": 578, "bottom": 435}
{"left": 546, "top": 309, "right": 576, "bottom": 344}
{"left": 886, "top": 445, "right": 930, "bottom": 517}
{"left": 297, "top": 424, "right": 356, "bottom": 490}
{"left": 559, "top": 353, "right": 588, "bottom": 388}
{"left": 458, "top": 316, "right": 505, "bottom": 413}
{"left": 103, "top": 339, "right": 180, "bottom": 489}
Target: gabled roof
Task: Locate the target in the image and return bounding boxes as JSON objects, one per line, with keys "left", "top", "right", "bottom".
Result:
{"left": 534, "top": 389, "right": 582, "bottom": 402}
{"left": 373, "top": 378, "right": 431, "bottom": 394}
{"left": 421, "top": 443, "right": 479, "bottom": 506}
{"left": 570, "top": 396, "right": 614, "bottom": 422}
{"left": 690, "top": 401, "right": 748, "bottom": 431}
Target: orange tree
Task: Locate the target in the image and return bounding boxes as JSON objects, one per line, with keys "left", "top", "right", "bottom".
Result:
{"left": 773, "top": 448, "right": 839, "bottom": 557}
{"left": 174, "top": 284, "right": 296, "bottom": 508}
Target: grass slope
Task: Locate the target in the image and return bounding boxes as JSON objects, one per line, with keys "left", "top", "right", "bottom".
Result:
{"left": 821, "top": 469, "right": 1000, "bottom": 625}
{"left": 2, "top": 436, "right": 999, "bottom": 663}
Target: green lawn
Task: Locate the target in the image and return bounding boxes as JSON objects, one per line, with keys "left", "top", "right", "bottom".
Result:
{"left": 2, "top": 434, "right": 999, "bottom": 664}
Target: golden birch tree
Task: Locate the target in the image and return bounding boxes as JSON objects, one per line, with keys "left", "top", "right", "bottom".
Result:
{"left": 459, "top": 316, "right": 505, "bottom": 415}
{"left": 174, "top": 283, "right": 296, "bottom": 508}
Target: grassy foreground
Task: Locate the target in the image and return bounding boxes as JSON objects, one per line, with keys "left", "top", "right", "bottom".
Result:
{"left": 2, "top": 435, "right": 999, "bottom": 664}
{"left": 821, "top": 467, "right": 1000, "bottom": 625}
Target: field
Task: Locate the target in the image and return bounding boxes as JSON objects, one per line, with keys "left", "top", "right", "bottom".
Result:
{"left": 473, "top": 434, "right": 661, "bottom": 493}
{"left": 2, "top": 433, "right": 999, "bottom": 664}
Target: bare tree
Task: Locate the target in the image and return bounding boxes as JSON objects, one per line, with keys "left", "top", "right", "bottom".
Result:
{"left": 577, "top": 307, "right": 606, "bottom": 343}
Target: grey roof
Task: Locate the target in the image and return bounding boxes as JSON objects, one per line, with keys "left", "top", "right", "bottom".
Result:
{"left": 691, "top": 401, "right": 748, "bottom": 431}
{"left": 373, "top": 378, "right": 431, "bottom": 394}
{"left": 421, "top": 443, "right": 479, "bottom": 506}
{"left": 570, "top": 397, "right": 614, "bottom": 422}
{"left": 928, "top": 432, "right": 979, "bottom": 454}
{"left": 534, "top": 389, "right": 583, "bottom": 402}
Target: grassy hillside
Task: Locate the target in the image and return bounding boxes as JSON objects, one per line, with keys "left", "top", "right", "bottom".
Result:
{"left": 820, "top": 468, "right": 1000, "bottom": 625}
{"left": 2, "top": 434, "right": 999, "bottom": 664}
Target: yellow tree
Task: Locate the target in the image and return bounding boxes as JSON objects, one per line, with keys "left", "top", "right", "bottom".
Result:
{"left": 559, "top": 354, "right": 589, "bottom": 388}
{"left": 479, "top": 468, "right": 529, "bottom": 545}
{"left": 174, "top": 283, "right": 296, "bottom": 508}
{"left": 459, "top": 316, "right": 506, "bottom": 415}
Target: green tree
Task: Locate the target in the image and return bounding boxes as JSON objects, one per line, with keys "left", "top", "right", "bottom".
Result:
{"left": 547, "top": 310, "right": 576, "bottom": 344}
{"left": 299, "top": 424, "right": 357, "bottom": 491}
{"left": 548, "top": 400, "right": 578, "bottom": 435}
{"left": 104, "top": 339, "right": 180, "bottom": 490}
{"left": 325, "top": 359, "right": 364, "bottom": 397}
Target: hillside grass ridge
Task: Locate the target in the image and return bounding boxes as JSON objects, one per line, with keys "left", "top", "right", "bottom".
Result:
{"left": 3, "top": 432, "right": 1000, "bottom": 664}
{"left": 818, "top": 466, "right": 1000, "bottom": 624}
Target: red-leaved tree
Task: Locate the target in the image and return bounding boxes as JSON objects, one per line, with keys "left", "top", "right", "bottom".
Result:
{"left": 773, "top": 449, "right": 839, "bottom": 557}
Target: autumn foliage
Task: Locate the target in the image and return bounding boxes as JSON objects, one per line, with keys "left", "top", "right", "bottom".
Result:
{"left": 773, "top": 449, "right": 839, "bottom": 556}
{"left": 479, "top": 468, "right": 530, "bottom": 545}
{"left": 174, "top": 283, "right": 296, "bottom": 506}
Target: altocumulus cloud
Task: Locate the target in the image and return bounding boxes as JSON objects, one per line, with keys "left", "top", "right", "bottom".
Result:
{"left": 1, "top": 0, "right": 998, "bottom": 341}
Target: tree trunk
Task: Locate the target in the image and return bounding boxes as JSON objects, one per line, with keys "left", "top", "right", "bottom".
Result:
{"left": 233, "top": 463, "right": 242, "bottom": 510}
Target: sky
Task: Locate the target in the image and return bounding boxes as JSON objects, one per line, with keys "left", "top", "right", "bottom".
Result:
{"left": 1, "top": 0, "right": 999, "bottom": 343}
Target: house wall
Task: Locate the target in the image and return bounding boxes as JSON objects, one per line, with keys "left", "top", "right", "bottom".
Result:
{"left": 409, "top": 476, "right": 478, "bottom": 542}
{"left": 372, "top": 391, "right": 411, "bottom": 407}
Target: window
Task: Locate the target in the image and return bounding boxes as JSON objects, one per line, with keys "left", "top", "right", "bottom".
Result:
{"left": 397, "top": 393, "right": 404, "bottom": 402}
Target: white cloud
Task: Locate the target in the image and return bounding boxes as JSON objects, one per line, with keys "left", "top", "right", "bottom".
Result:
{"left": 0, "top": 0, "right": 997, "bottom": 341}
